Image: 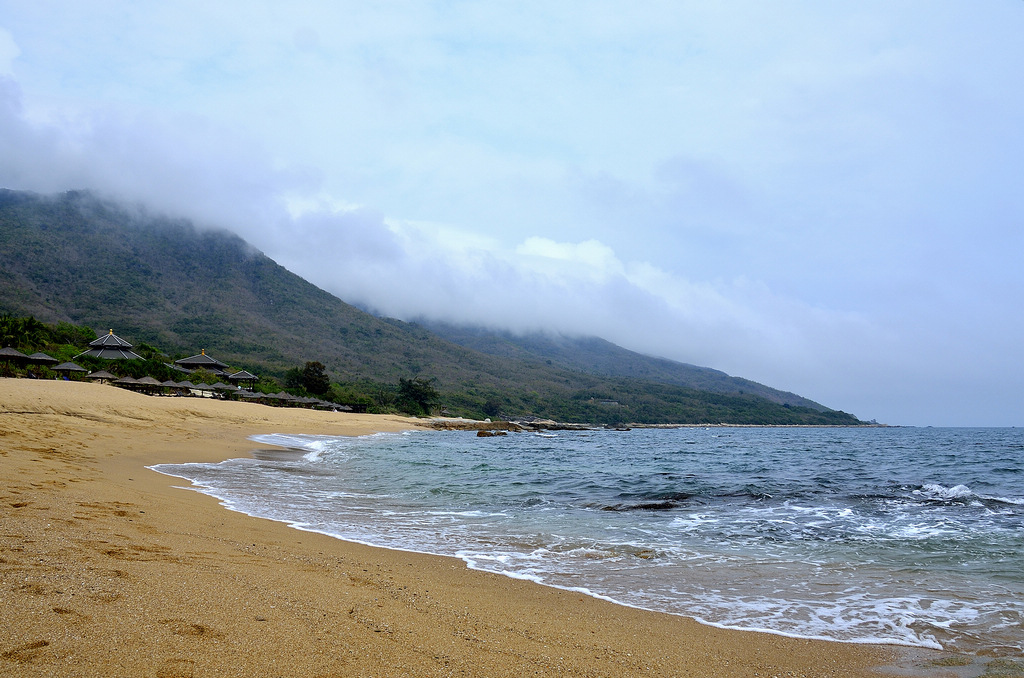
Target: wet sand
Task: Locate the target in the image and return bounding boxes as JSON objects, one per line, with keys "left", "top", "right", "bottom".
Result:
{"left": 1, "top": 379, "right": 935, "bottom": 676}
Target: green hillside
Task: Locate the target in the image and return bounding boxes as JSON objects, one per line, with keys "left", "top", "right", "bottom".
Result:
{"left": 420, "top": 322, "right": 827, "bottom": 410}
{"left": 0, "top": 188, "right": 863, "bottom": 425}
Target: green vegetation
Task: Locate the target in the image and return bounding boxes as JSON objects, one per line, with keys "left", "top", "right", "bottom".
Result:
{"left": 396, "top": 376, "right": 441, "bottom": 416}
{"left": 0, "top": 188, "right": 866, "bottom": 425}
{"left": 1, "top": 312, "right": 98, "bottom": 354}
{"left": 421, "top": 322, "right": 830, "bottom": 410}
{"left": 300, "top": 361, "right": 331, "bottom": 395}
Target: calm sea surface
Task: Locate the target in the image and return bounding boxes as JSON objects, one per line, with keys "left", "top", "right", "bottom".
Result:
{"left": 151, "top": 426, "right": 1023, "bottom": 654}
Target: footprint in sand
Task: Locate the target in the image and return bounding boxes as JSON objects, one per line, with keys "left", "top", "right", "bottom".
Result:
{"left": 52, "top": 606, "right": 91, "bottom": 622}
{"left": 159, "top": 619, "right": 225, "bottom": 640}
{"left": 1, "top": 639, "right": 50, "bottom": 663}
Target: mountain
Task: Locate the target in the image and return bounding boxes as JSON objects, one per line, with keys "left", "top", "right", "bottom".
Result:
{"left": 0, "top": 188, "right": 862, "bottom": 425}
{"left": 419, "top": 322, "right": 826, "bottom": 410}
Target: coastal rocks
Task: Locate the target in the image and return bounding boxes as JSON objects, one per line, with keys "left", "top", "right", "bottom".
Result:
{"left": 425, "top": 419, "right": 524, "bottom": 433}
{"left": 426, "top": 416, "right": 624, "bottom": 434}
{"left": 511, "top": 418, "right": 594, "bottom": 432}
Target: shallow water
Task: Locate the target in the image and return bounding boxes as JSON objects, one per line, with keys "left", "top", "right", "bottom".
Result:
{"left": 151, "top": 426, "right": 1024, "bottom": 654}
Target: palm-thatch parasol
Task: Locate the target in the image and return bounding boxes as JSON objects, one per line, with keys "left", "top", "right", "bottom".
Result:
{"left": 0, "top": 346, "right": 30, "bottom": 363}
{"left": 53, "top": 361, "right": 88, "bottom": 376}
{"left": 135, "top": 376, "right": 163, "bottom": 390}
{"left": 227, "top": 369, "right": 259, "bottom": 387}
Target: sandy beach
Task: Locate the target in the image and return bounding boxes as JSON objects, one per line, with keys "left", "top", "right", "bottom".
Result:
{"left": 1, "top": 379, "right": 921, "bottom": 677}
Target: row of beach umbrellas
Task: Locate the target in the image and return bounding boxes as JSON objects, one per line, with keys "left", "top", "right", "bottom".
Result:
{"left": 112, "top": 376, "right": 235, "bottom": 390}
{"left": 0, "top": 346, "right": 61, "bottom": 366}
{"left": 2, "top": 345, "right": 347, "bottom": 410}
{"left": 1, "top": 348, "right": 111, "bottom": 378}
{"left": 0, "top": 347, "right": 100, "bottom": 379}
{"left": 108, "top": 377, "right": 348, "bottom": 410}
{"left": 235, "top": 389, "right": 350, "bottom": 410}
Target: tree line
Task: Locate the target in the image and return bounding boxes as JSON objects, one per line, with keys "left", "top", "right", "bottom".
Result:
{"left": 0, "top": 313, "right": 443, "bottom": 417}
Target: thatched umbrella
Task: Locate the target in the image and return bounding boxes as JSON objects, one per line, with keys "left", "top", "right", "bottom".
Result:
{"left": 192, "top": 383, "right": 216, "bottom": 396}
{"left": 227, "top": 369, "right": 259, "bottom": 388}
{"left": 53, "top": 361, "right": 88, "bottom": 378}
{"left": 0, "top": 346, "right": 30, "bottom": 363}
{"left": 261, "top": 391, "right": 287, "bottom": 406}
{"left": 160, "top": 379, "right": 182, "bottom": 395}
{"left": 135, "top": 376, "right": 163, "bottom": 392}
{"left": 86, "top": 370, "right": 118, "bottom": 383}
{"left": 271, "top": 392, "right": 299, "bottom": 406}
{"left": 27, "top": 352, "right": 59, "bottom": 366}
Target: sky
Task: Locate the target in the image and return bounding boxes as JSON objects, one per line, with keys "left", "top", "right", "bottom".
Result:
{"left": 1, "top": 2, "right": 1022, "bottom": 426}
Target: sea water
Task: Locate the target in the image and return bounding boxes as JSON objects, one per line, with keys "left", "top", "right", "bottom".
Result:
{"left": 151, "top": 426, "right": 1023, "bottom": 654}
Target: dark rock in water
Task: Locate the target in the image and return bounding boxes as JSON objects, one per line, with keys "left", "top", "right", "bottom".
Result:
{"left": 476, "top": 430, "right": 507, "bottom": 437}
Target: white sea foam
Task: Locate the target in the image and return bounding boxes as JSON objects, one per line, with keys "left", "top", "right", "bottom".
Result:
{"left": 427, "top": 510, "right": 508, "bottom": 518}
{"left": 917, "top": 483, "right": 974, "bottom": 500}
{"left": 251, "top": 432, "right": 326, "bottom": 452}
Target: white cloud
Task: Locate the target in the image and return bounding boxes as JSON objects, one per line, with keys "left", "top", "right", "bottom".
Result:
{"left": 515, "top": 237, "right": 624, "bottom": 281}
{"left": 0, "top": 27, "right": 18, "bottom": 75}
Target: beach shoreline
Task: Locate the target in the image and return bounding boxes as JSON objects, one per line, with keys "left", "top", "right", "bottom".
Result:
{"left": 2, "top": 379, "right": 945, "bottom": 676}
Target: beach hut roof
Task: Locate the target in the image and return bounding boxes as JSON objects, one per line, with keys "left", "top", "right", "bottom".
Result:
{"left": 0, "top": 346, "right": 30, "bottom": 360}
{"left": 86, "top": 370, "right": 118, "bottom": 380}
{"left": 178, "top": 380, "right": 197, "bottom": 388}
{"left": 227, "top": 369, "right": 259, "bottom": 382}
{"left": 136, "top": 376, "right": 162, "bottom": 386}
{"left": 174, "top": 349, "right": 229, "bottom": 371}
{"left": 88, "top": 329, "right": 134, "bottom": 348}
{"left": 75, "top": 347, "right": 144, "bottom": 360}
{"left": 210, "top": 381, "right": 235, "bottom": 390}
{"left": 75, "top": 330, "right": 143, "bottom": 360}
{"left": 27, "top": 352, "right": 59, "bottom": 365}
{"left": 114, "top": 376, "right": 139, "bottom": 384}
{"left": 161, "top": 380, "right": 180, "bottom": 387}
{"left": 53, "top": 361, "right": 88, "bottom": 373}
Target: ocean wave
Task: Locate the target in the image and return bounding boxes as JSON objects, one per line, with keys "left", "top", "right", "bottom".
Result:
{"left": 917, "top": 483, "right": 975, "bottom": 500}
{"left": 914, "top": 483, "right": 1024, "bottom": 506}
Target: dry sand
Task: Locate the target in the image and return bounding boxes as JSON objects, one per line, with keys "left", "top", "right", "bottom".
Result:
{"left": 1, "top": 379, "right": 935, "bottom": 676}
